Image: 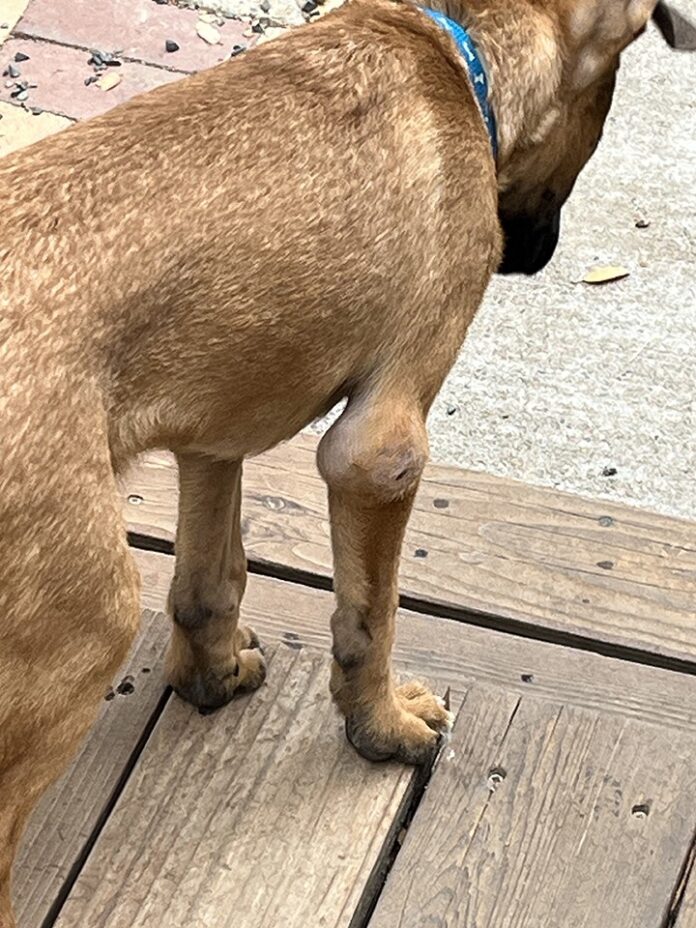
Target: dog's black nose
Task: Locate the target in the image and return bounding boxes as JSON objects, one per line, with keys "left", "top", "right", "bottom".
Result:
{"left": 498, "top": 210, "right": 561, "bottom": 275}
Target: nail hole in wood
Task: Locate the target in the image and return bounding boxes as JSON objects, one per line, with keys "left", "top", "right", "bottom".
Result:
{"left": 487, "top": 767, "right": 507, "bottom": 791}
{"left": 127, "top": 494, "right": 144, "bottom": 506}
{"left": 264, "top": 495, "right": 285, "bottom": 511}
{"left": 632, "top": 802, "right": 651, "bottom": 820}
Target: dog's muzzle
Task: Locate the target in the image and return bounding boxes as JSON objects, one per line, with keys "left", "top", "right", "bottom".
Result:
{"left": 498, "top": 209, "right": 561, "bottom": 275}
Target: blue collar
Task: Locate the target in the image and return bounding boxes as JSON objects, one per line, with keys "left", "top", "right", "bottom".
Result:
{"left": 422, "top": 7, "right": 498, "bottom": 161}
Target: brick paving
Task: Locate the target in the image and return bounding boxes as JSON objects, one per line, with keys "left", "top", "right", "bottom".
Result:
{"left": 16, "top": 0, "right": 249, "bottom": 72}
{"left": 0, "top": 0, "right": 255, "bottom": 133}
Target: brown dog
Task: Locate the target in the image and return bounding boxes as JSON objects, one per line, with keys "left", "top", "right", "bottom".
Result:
{"left": 0, "top": 0, "right": 690, "bottom": 921}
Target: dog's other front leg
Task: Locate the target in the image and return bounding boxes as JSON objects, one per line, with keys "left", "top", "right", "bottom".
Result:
{"left": 318, "top": 391, "right": 452, "bottom": 764}
{"left": 167, "top": 454, "right": 266, "bottom": 710}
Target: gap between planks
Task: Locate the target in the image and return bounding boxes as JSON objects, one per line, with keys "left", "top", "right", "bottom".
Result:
{"left": 667, "top": 829, "right": 696, "bottom": 927}
{"left": 15, "top": 549, "right": 696, "bottom": 928}
{"left": 369, "top": 688, "right": 696, "bottom": 928}
{"left": 129, "top": 529, "right": 696, "bottom": 679}
{"left": 120, "top": 436, "right": 696, "bottom": 673}
{"left": 49, "top": 644, "right": 421, "bottom": 928}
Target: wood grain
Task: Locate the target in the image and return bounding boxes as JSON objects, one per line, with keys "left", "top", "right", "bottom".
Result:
{"left": 53, "top": 643, "right": 415, "bottom": 928}
{"left": 14, "top": 557, "right": 696, "bottom": 925}
{"left": 674, "top": 850, "right": 696, "bottom": 927}
{"left": 13, "top": 609, "right": 169, "bottom": 928}
{"left": 678, "top": 891, "right": 696, "bottom": 926}
{"left": 133, "top": 548, "right": 696, "bottom": 733}
{"left": 121, "top": 435, "right": 696, "bottom": 664}
{"left": 370, "top": 686, "right": 696, "bottom": 928}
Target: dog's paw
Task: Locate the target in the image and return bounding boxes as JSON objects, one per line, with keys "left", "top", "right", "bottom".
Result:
{"left": 235, "top": 622, "right": 262, "bottom": 653}
{"left": 396, "top": 680, "right": 454, "bottom": 733}
{"left": 344, "top": 682, "right": 451, "bottom": 765}
{"left": 169, "top": 624, "right": 266, "bottom": 712}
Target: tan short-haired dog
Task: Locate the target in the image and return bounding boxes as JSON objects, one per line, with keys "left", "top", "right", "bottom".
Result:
{"left": 0, "top": 0, "right": 691, "bottom": 920}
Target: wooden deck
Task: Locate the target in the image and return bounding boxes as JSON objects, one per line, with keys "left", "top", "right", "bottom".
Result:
{"left": 14, "top": 434, "right": 696, "bottom": 927}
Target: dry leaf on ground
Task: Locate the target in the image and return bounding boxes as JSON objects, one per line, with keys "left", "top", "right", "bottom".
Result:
{"left": 582, "top": 265, "right": 630, "bottom": 284}
{"left": 97, "top": 72, "right": 121, "bottom": 91}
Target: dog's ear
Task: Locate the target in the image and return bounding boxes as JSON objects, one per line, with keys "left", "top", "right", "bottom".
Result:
{"left": 652, "top": 0, "right": 696, "bottom": 49}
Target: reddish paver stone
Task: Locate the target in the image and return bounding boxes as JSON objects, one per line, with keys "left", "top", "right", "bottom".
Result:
{"left": 16, "top": 0, "right": 251, "bottom": 72}
{"left": 0, "top": 37, "right": 183, "bottom": 120}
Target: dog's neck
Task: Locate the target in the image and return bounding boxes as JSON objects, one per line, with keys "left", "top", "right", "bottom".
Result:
{"left": 427, "top": 0, "right": 564, "bottom": 163}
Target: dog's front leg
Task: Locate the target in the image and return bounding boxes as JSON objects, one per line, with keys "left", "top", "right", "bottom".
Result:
{"left": 167, "top": 454, "right": 266, "bottom": 710}
{"left": 318, "top": 393, "right": 452, "bottom": 764}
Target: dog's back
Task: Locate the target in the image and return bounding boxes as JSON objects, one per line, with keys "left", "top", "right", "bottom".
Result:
{"left": 1, "top": 1, "right": 498, "bottom": 468}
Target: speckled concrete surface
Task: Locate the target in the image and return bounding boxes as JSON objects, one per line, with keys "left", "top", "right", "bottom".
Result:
{"left": 427, "top": 21, "right": 696, "bottom": 520}
{"left": 310, "top": 15, "right": 696, "bottom": 521}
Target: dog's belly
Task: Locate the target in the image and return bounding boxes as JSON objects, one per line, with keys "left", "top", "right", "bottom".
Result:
{"left": 107, "top": 341, "right": 354, "bottom": 468}
{"left": 175, "top": 385, "right": 346, "bottom": 462}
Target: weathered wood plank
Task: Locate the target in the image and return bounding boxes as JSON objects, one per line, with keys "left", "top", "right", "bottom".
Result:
{"left": 121, "top": 435, "right": 696, "bottom": 664}
{"left": 133, "top": 548, "right": 696, "bottom": 733}
{"left": 53, "top": 642, "right": 415, "bottom": 928}
{"left": 679, "top": 892, "right": 696, "bottom": 925}
{"left": 13, "top": 609, "right": 169, "bottom": 928}
{"left": 369, "top": 686, "right": 696, "bottom": 928}
{"left": 674, "top": 852, "right": 696, "bottom": 926}
{"left": 15, "top": 553, "right": 696, "bottom": 924}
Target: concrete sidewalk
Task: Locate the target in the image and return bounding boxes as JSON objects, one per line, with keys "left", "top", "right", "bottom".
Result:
{"left": 1, "top": 0, "right": 694, "bottom": 519}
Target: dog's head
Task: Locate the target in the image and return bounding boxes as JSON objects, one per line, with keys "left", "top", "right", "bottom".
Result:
{"left": 496, "top": 0, "right": 695, "bottom": 275}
